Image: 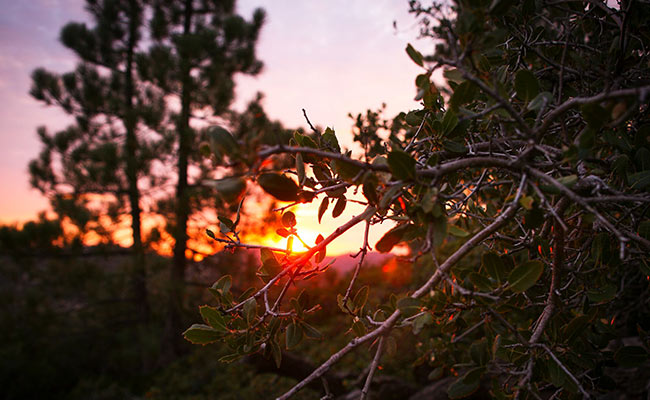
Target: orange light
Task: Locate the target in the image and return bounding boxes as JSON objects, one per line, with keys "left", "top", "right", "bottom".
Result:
{"left": 538, "top": 245, "right": 542, "bottom": 255}
{"left": 398, "top": 197, "right": 406, "bottom": 212}
{"left": 382, "top": 258, "right": 398, "bottom": 274}
{"left": 260, "top": 158, "right": 273, "bottom": 169}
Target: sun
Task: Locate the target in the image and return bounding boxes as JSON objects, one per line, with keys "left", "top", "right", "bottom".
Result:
{"left": 257, "top": 228, "right": 322, "bottom": 254}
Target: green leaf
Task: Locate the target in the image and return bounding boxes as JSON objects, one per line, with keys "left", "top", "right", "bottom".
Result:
{"left": 397, "top": 297, "right": 421, "bottom": 317}
{"left": 615, "top": 346, "right": 648, "bottom": 367}
{"left": 286, "top": 322, "right": 303, "bottom": 350}
{"left": 318, "top": 197, "right": 329, "bottom": 223}
{"left": 219, "top": 353, "right": 244, "bottom": 363}
{"left": 270, "top": 338, "right": 282, "bottom": 368}
{"left": 281, "top": 211, "right": 297, "bottom": 228}
{"left": 352, "top": 285, "right": 369, "bottom": 312}
{"left": 431, "top": 216, "right": 447, "bottom": 246}
{"left": 528, "top": 91, "right": 553, "bottom": 111}
{"left": 563, "top": 315, "right": 589, "bottom": 344}
{"left": 213, "top": 275, "right": 232, "bottom": 293}
{"left": 412, "top": 312, "right": 433, "bottom": 335}
{"left": 469, "top": 272, "right": 493, "bottom": 292}
{"left": 546, "top": 358, "right": 565, "bottom": 386}
{"left": 447, "top": 367, "right": 484, "bottom": 399}
{"left": 442, "top": 140, "right": 466, "bottom": 154}
{"left": 450, "top": 81, "right": 478, "bottom": 111}
{"left": 387, "top": 150, "right": 416, "bottom": 181}
{"left": 415, "top": 73, "right": 430, "bottom": 89}
{"left": 243, "top": 298, "right": 257, "bottom": 325}
{"left": 448, "top": 225, "right": 470, "bottom": 238}
{"left": 203, "top": 177, "right": 246, "bottom": 203}
{"left": 507, "top": 260, "right": 544, "bottom": 292}
{"left": 296, "top": 153, "right": 305, "bottom": 185}
{"left": 380, "top": 184, "right": 403, "bottom": 211}
{"left": 629, "top": 170, "right": 650, "bottom": 190}
{"left": 331, "top": 158, "right": 362, "bottom": 180}
{"left": 352, "top": 320, "right": 366, "bottom": 337}
{"left": 444, "top": 68, "right": 464, "bottom": 84}
{"left": 260, "top": 248, "right": 278, "bottom": 267}
{"left": 183, "top": 324, "right": 221, "bottom": 345}
{"left": 375, "top": 224, "right": 410, "bottom": 253}
{"left": 332, "top": 196, "right": 347, "bottom": 218}
{"left": 290, "top": 298, "right": 303, "bottom": 317}
{"left": 519, "top": 195, "right": 534, "bottom": 210}
{"left": 428, "top": 367, "right": 443, "bottom": 381}
{"left": 199, "top": 306, "right": 227, "bottom": 331}
{"left": 301, "top": 322, "right": 324, "bottom": 340}
{"left": 482, "top": 252, "right": 506, "bottom": 283}
{"left": 207, "top": 126, "right": 238, "bottom": 156}
{"left": 362, "top": 177, "right": 379, "bottom": 205}
{"left": 515, "top": 69, "right": 539, "bottom": 102}
{"left": 258, "top": 173, "right": 300, "bottom": 202}
{"left": 441, "top": 109, "right": 459, "bottom": 135}
{"left": 321, "top": 127, "right": 340, "bottom": 152}
{"left": 406, "top": 43, "right": 424, "bottom": 67}
{"left": 587, "top": 284, "right": 617, "bottom": 303}
{"left": 315, "top": 233, "right": 326, "bottom": 263}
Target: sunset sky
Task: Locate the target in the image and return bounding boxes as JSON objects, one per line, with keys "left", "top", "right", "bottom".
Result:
{"left": 0, "top": 0, "right": 430, "bottom": 254}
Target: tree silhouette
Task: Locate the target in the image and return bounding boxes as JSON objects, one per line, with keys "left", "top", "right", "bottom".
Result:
{"left": 28, "top": 0, "right": 171, "bottom": 319}
{"left": 136, "top": 0, "right": 266, "bottom": 356}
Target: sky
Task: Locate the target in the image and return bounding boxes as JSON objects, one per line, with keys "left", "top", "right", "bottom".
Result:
{"left": 0, "top": 0, "right": 430, "bottom": 254}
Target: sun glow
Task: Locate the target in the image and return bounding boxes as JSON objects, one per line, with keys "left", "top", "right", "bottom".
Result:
{"left": 255, "top": 228, "right": 323, "bottom": 254}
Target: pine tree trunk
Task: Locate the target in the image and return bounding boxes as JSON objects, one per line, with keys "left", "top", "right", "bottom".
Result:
{"left": 166, "top": 0, "right": 193, "bottom": 358}
{"left": 124, "top": 0, "right": 149, "bottom": 322}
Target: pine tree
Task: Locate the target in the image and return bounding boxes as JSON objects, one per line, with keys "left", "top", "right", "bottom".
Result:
{"left": 137, "top": 0, "right": 265, "bottom": 355}
{"left": 29, "top": 0, "right": 168, "bottom": 319}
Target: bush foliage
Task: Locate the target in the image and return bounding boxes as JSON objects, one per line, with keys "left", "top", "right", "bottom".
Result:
{"left": 187, "top": 1, "right": 650, "bottom": 399}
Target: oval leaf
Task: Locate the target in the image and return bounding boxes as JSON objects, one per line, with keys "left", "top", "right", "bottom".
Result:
{"left": 375, "top": 224, "right": 410, "bottom": 253}
{"left": 286, "top": 322, "right": 303, "bottom": 350}
{"left": 318, "top": 197, "right": 329, "bottom": 223}
{"left": 258, "top": 173, "right": 299, "bottom": 202}
{"left": 199, "top": 305, "right": 227, "bottom": 331}
{"left": 332, "top": 196, "right": 347, "bottom": 218}
{"left": 387, "top": 150, "right": 416, "bottom": 181}
{"left": 481, "top": 252, "right": 506, "bottom": 283}
{"left": 508, "top": 260, "right": 544, "bottom": 292}
{"left": 397, "top": 297, "right": 421, "bottom": 317}
{"left": 352, "top": 285, "right": 369, "bottom": 312}
{"left": 406, "top": 43, "right": 424, "bottom": 67}
{"left": 183, "top": 324, "right": 221, "bottom": 345}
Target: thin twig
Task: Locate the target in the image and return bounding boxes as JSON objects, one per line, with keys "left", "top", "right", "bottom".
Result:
{"left": 360, "top": 336, "right": 385, "bottom": 400}
{"left": 302, "top": 108, "right": 320, "bottom": 135}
